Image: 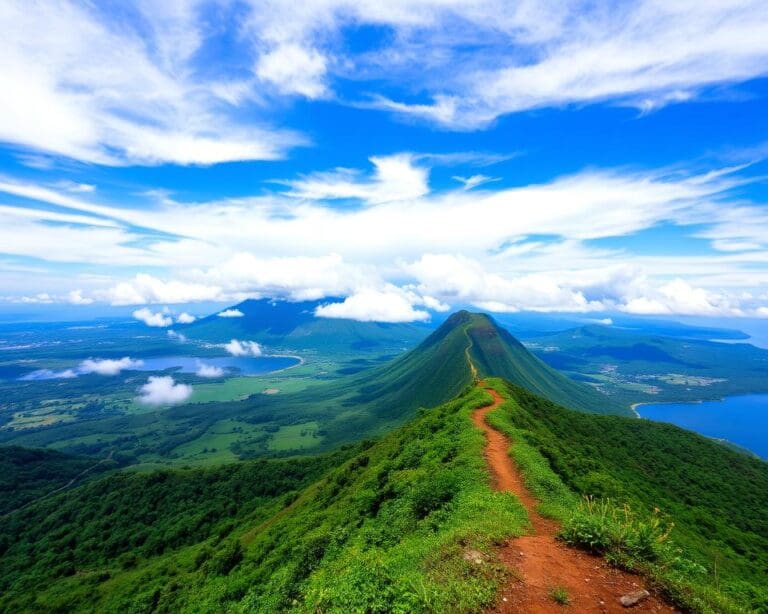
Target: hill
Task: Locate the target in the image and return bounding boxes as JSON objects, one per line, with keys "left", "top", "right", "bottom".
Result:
{"left": 1, "top": 381, "right": 765, "bottom": 612}
{"left": 184, "top": 298, "right": 430, "bottom": 351}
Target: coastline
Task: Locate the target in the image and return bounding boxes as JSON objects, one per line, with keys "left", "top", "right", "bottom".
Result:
{"left": 631, "top": 398, "right": 707, "bottom": 418}
{"left": 263, "top": 353, "right": 306, "bottom": 374}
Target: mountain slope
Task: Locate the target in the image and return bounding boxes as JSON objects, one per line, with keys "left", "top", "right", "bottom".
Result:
{"left": 185, "top": 298, "right": 429, "bottom": 351}
{"left": 2, "top": 381, "right": 765, "bottom": 612}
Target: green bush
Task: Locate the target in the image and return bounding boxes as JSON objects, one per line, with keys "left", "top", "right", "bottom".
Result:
{"left": 559, "top": 497, "right": 675, "bottom": 566}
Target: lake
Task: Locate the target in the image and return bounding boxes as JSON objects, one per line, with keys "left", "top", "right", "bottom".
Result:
{"left": 638, "top": 394, "right": 768, "bottom": 459}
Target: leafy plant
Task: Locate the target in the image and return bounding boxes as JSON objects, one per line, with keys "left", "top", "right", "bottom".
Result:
{"left": 548, "top": 586, "right": 570, "bottom": 605}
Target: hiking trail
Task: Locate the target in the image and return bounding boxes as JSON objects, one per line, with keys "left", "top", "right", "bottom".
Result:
{"left": 472, "top": 384, "right": 677, "bottom": 613}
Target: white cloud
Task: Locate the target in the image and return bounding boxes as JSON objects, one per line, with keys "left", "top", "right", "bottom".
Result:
{"left": 285, "top": 154, "right": 429, "bottom": 205}
{"left": 452, "top": 174, "right": 500, "bottom": 190}
{"left": 218, "top": 309, "right": 244, "bottom": 318}
{"left": 0, "top": 0, "right": 302, "bottom": 165}
{"left": 256, "top": 43, "right": 328, "bottom": 98}
{"left": 196, "top": 362, "right": 225, "bottom": 378}
{"left": 316, "top": 289, "right": 430, "bottom": 322}
{"left": 67, "top": 289, "right": 93, "bottom": 305}
{"left": 360, "top": 1, "right": 768, "bottom": 128}
{"left": 167, "top": 329, "right": 188, "bottom": 342}
{"left": 176, "top": 312, "right": 196, "bottom": 324}
{"left": 138, "top": 376, "right": 192, "bottom": 406}
{"left": 133, "top": 307, "right": 173, "bottom": 327}
{"left": 1, "top": 148, "right": 767, "bottom": 319}
{"left": 622, "top": 279, "right": 742, "bottom": 317}
{"left": 109, "top": 274, "right": 222, "bottom": 306}
{"left": 223, "top": 339, "right": 263, "bottom": 356}
{"left": 79, "top": 357, "right": 143, "bottom": 376}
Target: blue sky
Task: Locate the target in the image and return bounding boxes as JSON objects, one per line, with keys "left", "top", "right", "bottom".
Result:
{"left": 1, "top": 0, "right": 768, "bottom": 323}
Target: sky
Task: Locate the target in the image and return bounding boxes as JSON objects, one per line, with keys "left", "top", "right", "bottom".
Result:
{"left": 2, "top": 0, "right": 768, "bottom": 323}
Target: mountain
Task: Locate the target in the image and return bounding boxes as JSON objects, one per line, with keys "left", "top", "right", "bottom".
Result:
{"left": 185, "top": 298, "right": 430, "bottom": 351}
{"left": 2, "top": 380, "right": 765, "bottom": 613}
{"left": 349, "top": 311, "right": 626, "bottom": 417}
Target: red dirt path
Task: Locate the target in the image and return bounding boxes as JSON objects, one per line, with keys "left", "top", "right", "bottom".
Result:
{"left": 472, "top": 384, "right": 678, "bottom": 614}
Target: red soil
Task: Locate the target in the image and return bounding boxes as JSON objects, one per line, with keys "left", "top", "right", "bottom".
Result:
{"left": 472, "top": 385, "right": 678, "bottom": 614}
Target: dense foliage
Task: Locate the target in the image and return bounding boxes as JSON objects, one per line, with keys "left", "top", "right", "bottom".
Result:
{"left": 0, "top": 446, "right": 114, "bottom": 515}
{"left": 0, "top": 387, "right": 528, "bottom": 612}
{"left": 0, "top": 447, "right": 357, "bottom": 611}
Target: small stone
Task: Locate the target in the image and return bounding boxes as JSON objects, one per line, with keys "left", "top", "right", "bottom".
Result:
{"left": 462, "top": 549, "right": 486, "bottom": 565}
{"left": 620, "top": 590, "right": 650, "bottom": 607}
{"left": 519, "top": 551, "right": 524, "bottom": 556}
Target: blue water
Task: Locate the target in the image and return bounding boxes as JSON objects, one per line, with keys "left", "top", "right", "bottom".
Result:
{"left": 639, "top": 394, "right": 768, "bottom": 459}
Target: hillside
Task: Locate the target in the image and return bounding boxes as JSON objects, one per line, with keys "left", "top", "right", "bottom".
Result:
{"left": 1, "top": 381, "right": 765, "bottom": 612}
{"left": 0, "top": 446, "right": 115, "bottom": 515}
{"left": 184, "top": 298, "right": 429, "bottom": 351}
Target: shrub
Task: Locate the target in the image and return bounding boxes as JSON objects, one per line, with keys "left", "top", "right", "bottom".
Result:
{"left": 559, "top": 497, "right": 675, "bottom": 567}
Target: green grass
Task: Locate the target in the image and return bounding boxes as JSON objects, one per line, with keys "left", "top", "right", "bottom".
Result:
{"left": 548, "top": 586, "right": 570, "bottom": 605}
{"left": 267, "top": 422, "right": 321, "bottom": 452}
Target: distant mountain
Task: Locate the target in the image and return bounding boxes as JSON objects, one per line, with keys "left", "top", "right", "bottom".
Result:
{"left": 185, "top": 298, "right": 430, "bottom": 351}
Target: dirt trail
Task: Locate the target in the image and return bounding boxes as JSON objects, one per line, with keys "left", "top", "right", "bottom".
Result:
{"left": 472, "top": 385, "right": 677, "bottom": 613}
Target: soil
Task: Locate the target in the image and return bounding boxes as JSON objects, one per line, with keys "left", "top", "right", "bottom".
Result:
{"left": 472, "top": 384, "right": 679, "bottom": 613}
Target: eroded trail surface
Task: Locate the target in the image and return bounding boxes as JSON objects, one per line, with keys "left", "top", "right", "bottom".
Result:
{"left": 472, "top": 385, "right": 677, "bottom": 613}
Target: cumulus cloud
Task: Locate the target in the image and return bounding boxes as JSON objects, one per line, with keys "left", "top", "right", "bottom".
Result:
{"left": 196, "top": 362, "right": 225, "bottom": 378}
{"left": 109, "top": 274, "right": 222, "bottom": 306}
{"left": 138, "top": 376, "right": 193, "bottom": 406}
{"left": 176, "top": 312, "right": 196, "bottom": 324}
{"left": 256, "top": 43, "right": 328, "bottom": 99}
{"left": 67, "top": 289, "right": 93, "bottom": 305}
{"left": 133, "top": 307, "right": 173, "bottom": 327}
{"left": 218, "top": 309, "right": 244, "bottom": 318}
{"left": 223, "top": 339, "right": 263, "bottom": 356}
{"left": 316, "top": 289, "right": 430, "bottom": 322}
{"left": 79, "top": 357, "right": 143, "bottom": 376}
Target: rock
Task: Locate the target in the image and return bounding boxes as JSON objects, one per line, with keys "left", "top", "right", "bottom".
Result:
{"left": 620, "top": 590, "right": 650, "bottom": 607}
{"left": 462, "top": 549, "right": 486, "bottom": 565}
